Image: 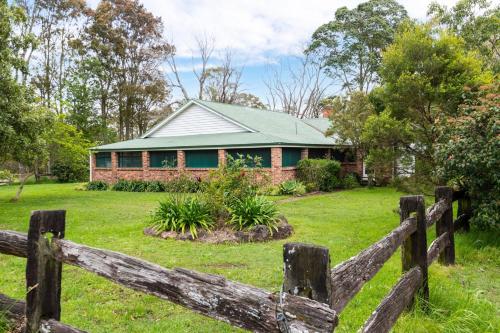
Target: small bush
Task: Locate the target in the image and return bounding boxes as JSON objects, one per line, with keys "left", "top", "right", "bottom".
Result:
{"left": 86, "top": 180, "right": 108, "bottom": 191}
{"left": 112, "top": 179, "right": 131, "bottom": 191}
{"left": 52, "top": 163, "right": 88, "bottom": 183}
{"left": 145, "top": 180, "right": 165, "bottom": 192}
{"left": 0, "top": 169, "right": 14, "bottom": 184}
{"left": 342, "top": 173, "right": 360, "bottom": 189}
{"left": 149, "top": 195, "right": 214, "bottom": 238}
{"left": 228, "top": 196, "right": 279, "bottom": 233}
{"left": 278, "top": 180, "right": 306, "bottom": 196}
{"left": 164, "top": 173, "right": 204, "bottom": 193}
{"left": 297, "top": 159, "right": 341, "bottom": 192}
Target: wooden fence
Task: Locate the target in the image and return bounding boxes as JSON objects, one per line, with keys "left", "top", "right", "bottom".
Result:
{"left": 0, "top": 186, "right": 471, "bottom": 333}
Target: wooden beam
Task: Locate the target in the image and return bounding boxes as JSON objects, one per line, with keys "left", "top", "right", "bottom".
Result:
{"left": 400, "top": 195, "right": 429, "bottom": 307}
{"left": 0, "top": 293, "right": 86, "bottom": 333}
{"left": 360, "top": 267, "right": 423, "bottom": 333}
{"left": 435, "top": 187, "right": 455, "bottom": 265}
{"left": 0, "top": 230, "right": 28, "bottom": 257}
{"left": 427, "top": 232, "right": 450, "bottom": 266}
{"left": 52, "top": 238, "right": 337, "bottom": 333}
{"left": 26, "top": 210, "right": 66, "bottom": 333}
{"left": 330, "top": 217, "right": 416, "bottom": 313}
{"left": 283, "top": 243, "right": 331, "bottom": 305}
{"left": 425, "top": 199, "right": 449, "bottom": 228}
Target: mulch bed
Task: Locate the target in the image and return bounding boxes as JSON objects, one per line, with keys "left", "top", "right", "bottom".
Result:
{"left": 144, "top": 216, "right": 293, "bottom": 244}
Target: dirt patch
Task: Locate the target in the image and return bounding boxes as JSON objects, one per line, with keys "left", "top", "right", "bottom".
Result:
{"left": 144, "top": 216, "right": 293, "bottom": 244}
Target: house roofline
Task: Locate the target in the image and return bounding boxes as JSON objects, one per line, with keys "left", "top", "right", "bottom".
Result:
{"left": 141, "top": 100, "right": 256, "bottom": 138}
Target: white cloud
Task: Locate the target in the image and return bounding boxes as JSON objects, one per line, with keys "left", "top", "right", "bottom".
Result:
{"left": 132, "top": 0, "right": 460, "bottom": 62}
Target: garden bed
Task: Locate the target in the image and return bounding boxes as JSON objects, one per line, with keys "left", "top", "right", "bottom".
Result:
{"left": 144, "top": 216, "right": 293, "bottom": 244}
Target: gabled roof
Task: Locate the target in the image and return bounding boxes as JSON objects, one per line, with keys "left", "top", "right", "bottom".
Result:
{"left": 93, "top": 99, "right": 341, "bottom": 151}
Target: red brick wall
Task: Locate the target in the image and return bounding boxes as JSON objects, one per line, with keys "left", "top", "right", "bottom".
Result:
{"left": 91, "top": 147, "right": 362, "bottom": 185}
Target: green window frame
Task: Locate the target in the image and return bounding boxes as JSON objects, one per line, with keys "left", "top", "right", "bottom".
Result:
{"left": 149, "top": 151, "right": 177, "bottom": 168}
{"left": 118, "top": 152, "right": 142, "bottom": 168}
{"left": 226, "top": 148, "right": 271, "bottom": 168}
{"left": 95, "top": 152, "right": 111, "bottom": 168}
{"left": 282, "top": 148, "right": 302, "bottom": 167}
{"left": 185, "top": 150, "right": 218, "bottom": 168}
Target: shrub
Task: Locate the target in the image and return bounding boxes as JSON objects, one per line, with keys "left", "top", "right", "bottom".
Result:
{"left": 164, "top": 173, "right": 204, "bottom": 193}
{"left": 0, "top": 169, "right": 14, "bottom": 184}
{"left": 145, "top": 180, "right": 165, "bottom": 192}
{"left": 52, "top": 163, "right": 87, "bottom": 183}
{"left": 112, "top": 179, "right": 131, "bottom": 191}
{"left": 86, "top": 180, "right": 108, "bottom": 191}
{"left": 296, "top": 159, "right": 341, "bottom": 192}
{"left": 342, "top": 173, "right": 360, "bottom": 189}
{"left": 278, "top": 180, "right": 306, "bottom": 196}
{"left": 203, "top": 155, "right": 268, "bottom": 218}
{"left": 149, "top": 195, "right": 214, "bottom": 238}
{"left": 228, "top": 196, "right": 279, "bottom": 233}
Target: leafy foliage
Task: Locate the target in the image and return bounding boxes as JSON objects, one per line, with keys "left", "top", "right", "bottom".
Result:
{"left": 323, "top": 91, "right": 375, "bottom": 149}
{"left": 49, "top": 118, "right": 93, "bottom": 182}
{"left": 428, "top": 0, "right": 500, "bottom": 72}
{"left": 149, "top": 195, "right": 213, "bottom": 238}
{"left": 228, "top": 196, "right": 279, "bottom": 233}
{"left": 278, "top": 180, "right": 306, "bottom": 196}
{"left": 342, "top": 173, "right": 360, "bottom": 189}
{"left": 436, "top": 84, "right": 499, "bottom": 230}
{"left": 203, "top": 154, "right": 268, "bottom": 218}
{"left": 378, "top": 22, "right": 491, "bottom": 167}
{"left": 86, "top": 180, "right": 108, "bottom": 191}
{"left": 296, "top": 159, "right": 341, "bottom": 191}
{"left": 361, "top": 110, "right": 413, "bottom": 184}
{"left": 307, "top": 0, "right": 408, "bottom": 92}
{"left": 0, "top": 170, "right": 14, "bottom": 183}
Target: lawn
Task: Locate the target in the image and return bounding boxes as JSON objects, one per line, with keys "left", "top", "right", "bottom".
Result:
{"left": 0, "top": 183, "right": 498, "bottom": 332}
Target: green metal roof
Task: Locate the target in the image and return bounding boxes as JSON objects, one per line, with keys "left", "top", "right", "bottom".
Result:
{"left": 93, "top": 100, "right": 339, "bottom": 151}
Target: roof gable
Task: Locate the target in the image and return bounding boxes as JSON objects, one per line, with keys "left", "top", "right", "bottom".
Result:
{"left": 143, "top": 101, "right": 252, "bottom": 138}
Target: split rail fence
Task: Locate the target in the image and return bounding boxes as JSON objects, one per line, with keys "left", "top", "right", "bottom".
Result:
{"left": 0, "top": 186, "right": 472, "bottom": 332}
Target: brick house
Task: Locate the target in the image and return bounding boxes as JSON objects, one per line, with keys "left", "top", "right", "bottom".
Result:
{"left": 90, "top": 99, "right": 363, "bottom": 184}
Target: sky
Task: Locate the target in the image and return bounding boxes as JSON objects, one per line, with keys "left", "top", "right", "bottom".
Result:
{"left": 89, "top": 0, "right": 462, "bottom": 102}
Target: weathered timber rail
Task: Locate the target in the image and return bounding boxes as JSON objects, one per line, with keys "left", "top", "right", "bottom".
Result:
{"left": 0, "top": 186, "right": 472, "bottom": 332}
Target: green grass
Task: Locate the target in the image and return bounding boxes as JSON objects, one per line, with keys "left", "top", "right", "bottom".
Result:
{"left": 0, "top": 183, "right": 498, "bottom": 332}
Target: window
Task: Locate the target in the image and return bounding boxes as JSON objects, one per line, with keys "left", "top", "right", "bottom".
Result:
{"left": 149, "top": 151, "right": 177, "bottom": 168}
{"left": 282, "top": 148, "right": 302, "bottom": 167}
{"left": 226, "top": 148, "right": 271, "bottom": 168}
{"left": 309, "top": 148, "right": 330, "bottom": 159}
{"left": 332, "top": 148, "right": 356, "bottom": 162}
{"left": 95, "top": 152, "right": 111, "bottom": 168}
{"left": 118, "top": 152, "right": 142, "bottom": 168}
{"left": 185, "top": 150, "right": 218, "bottom": 168}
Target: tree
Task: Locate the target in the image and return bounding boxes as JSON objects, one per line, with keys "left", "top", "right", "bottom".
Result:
{"left": 378, "top": 22, "right": 491, "bottom": 168}
{"left": 322, "top": 91, "right": 375, "bottom": 149}
{"left": 361, "top": 110, "right": 413, "bottom": 185}
{"left": 435, "top": 84, "right": 499, "bottom": 229}
{"left": 232, "top": 93, "right": 266, "bottom": 109}
{"left": 79, "top": 0, "right": 173, "bottom": 140}
{"left": 49, "top": 117, "right": 93, "bottom": 182}
{"left": 265, "top": 55, "right": 329, "bottom": 118}
{"left": 307, "top": 0, "right": 407, "bottom": 92}
{"left": 0, "top": 0, "right": 51, "bottom": 195}
{"left": 428, "top": 0, "right": 500, "bottom": 72}
{"left": 203, "top": 52, "right": 243, "bottom": 104}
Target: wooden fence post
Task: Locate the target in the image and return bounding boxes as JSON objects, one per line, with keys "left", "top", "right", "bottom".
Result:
{"left": 26, "top": 210, "right": 66, "bottom": 333}
{"left": 282, "top": 243, "right": 332, "bottom": 305}
{"left": 457, "top": 195, "right": 472, "bottom": 232}
{"left": 400, "top": 195, "right": 429, "bottom": 307}
{"left": 435, "top": 187, "right": 455, "bottom": 265}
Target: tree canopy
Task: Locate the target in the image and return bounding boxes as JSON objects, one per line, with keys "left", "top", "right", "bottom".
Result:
{"left": 307, "top": 0, "right": 408, "bottom": 92}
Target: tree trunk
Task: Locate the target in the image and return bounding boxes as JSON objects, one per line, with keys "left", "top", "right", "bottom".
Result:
{"left": 11, "top": 173, "right": 33, "bottom": 202}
